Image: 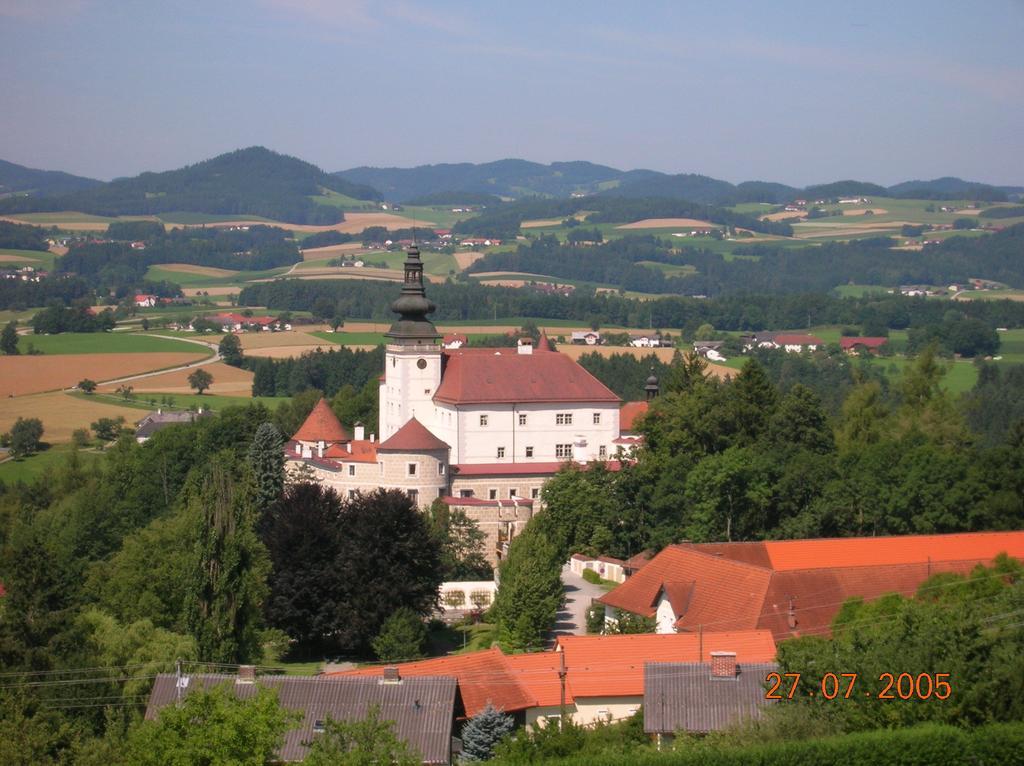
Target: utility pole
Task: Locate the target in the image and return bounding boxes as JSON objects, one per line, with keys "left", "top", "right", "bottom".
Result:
{"left": 175, "top": 658, "right": 182, "bottom": 705}
{"left": 558, "top": 651, "right": 567, "bottom": 731}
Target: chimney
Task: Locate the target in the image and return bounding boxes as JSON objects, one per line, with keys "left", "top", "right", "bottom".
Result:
{"left": 381, "top": 666, "right": 402, "bottom": 684}
{"left": 157, "top": 407, "right": 162, "bottom": 415}
{"left": 237, "top": 665, "right": 256, "bottom": 684}
{"left": 370, "top": 433, "right": 376, "bottom": 443}
{"left": 518, "top": 338, "right": 533, "bottom": 355}
{"left": 710, "top": 651, "right": 737, "bottom": 679}
{"left": 354, "top": 422, "right": 365, "bottom": 441}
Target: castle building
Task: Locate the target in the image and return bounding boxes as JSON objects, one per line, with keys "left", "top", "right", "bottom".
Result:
{"left": 285, "top": 245, "right": 646, "bottom": 562}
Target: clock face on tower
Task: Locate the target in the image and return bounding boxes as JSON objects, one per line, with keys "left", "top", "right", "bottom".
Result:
{"left": 417, "top": 358, "right": 427, "bottom": 369}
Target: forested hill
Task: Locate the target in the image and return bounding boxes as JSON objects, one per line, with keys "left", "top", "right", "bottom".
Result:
{"left": 0, "top": 158, "right": 102, "bottom": 197}
{"left": 338, "top": 158, "right": 1015, "bottom": 205}
{"left": 0, "top": 147, "right": 382, "bottom": 225}
{"left": 336, "top": 159, "right": 663, "bottom": 202}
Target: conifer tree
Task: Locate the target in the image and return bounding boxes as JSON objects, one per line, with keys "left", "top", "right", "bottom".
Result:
{"left": 1, "top": 320, "right": 19, "bottom": 355}
{"left": 460, "top": 704, "right": 515, "bottom": 762}
{"left": 371, "top": 607, "right": 427, "bottom": 662}
{"left": 492, "top": 527, "right": 563, "bottom": 650}
{"left": 248, "top": 422, "right": 285, "bottom": 512}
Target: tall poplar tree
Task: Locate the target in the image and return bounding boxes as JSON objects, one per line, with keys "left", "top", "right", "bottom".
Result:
{"left": 248, "top": 422, "right": 285, "bottom": 513}
{"left": 184, "top": 452, "right": 269, "bottom": 663}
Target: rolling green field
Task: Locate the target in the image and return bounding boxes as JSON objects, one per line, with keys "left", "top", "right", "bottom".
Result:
{"left": 0, "top": 248, "right": 58, "bottom": 269}
{"left": 0, "top": 444, "right": 102, "bottom": 484}
{"left": 16, "top": 332, "right": 212, "bottom": 355}
{"left": 158, "top": 212, "right": 278, "bottom": 224}
{"left": 310, "top": 331, "right": 387, "bottom": 346}
{"left": 308, "top": 190, "right": 379, "bottom": 210}
{"left": 74, "top": 391, "right": 289, "bottom": 413}
{"left": 833, "top": 284, "right": 893, "bottom": 298}
{"left": 637, "top": 260, "right": 698, "bottom": 277}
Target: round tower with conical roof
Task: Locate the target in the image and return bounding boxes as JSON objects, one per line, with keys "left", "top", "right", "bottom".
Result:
{"left": 379, "top": 245, "right": 443, "bottom": 441}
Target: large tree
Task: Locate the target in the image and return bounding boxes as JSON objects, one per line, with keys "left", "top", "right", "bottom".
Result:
{"left": 187, "top": 368, "right": 214, "bottom": 395}
{"left": 248, "top": 422, "right": 285, "bottom": 514}
{"left": 1, "top": 320, "right": 18, "bottom": 355}
{"left": 492, "top": 526, "right": 563, "bottom": 651}
{"left": 218, "top": 333, "right": 243, "bottom": 367}
{"left": 183, "top": 453, "right": 269, "bottom": 663}
{"left": 9, "top": 417, "right": 44, "bottom": 457}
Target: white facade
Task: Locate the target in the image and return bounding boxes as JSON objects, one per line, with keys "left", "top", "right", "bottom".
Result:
{"left": 379, "top": 342, "right": 444, "bottom": 441}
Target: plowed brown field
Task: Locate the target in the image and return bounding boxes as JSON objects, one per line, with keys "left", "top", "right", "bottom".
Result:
{"left": 98, "top": 361, "right": 253, "bottom": 396}
{"left": 0, "top": 352, "right": 206, "bottom": 396}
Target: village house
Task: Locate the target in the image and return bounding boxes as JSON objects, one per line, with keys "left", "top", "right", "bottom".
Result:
{"left": 570, "top": 330, "right": 601, "bottom": 345}
{"left": 644, "top": 656, "right": 778, "bottom": 746}
{"left": 334, "top": 631, "right": 776, "bottom": 729}
{"left": 692, "top": 340, "right": 726, "bottom": 361}
{"left": 134, "top": 408, "right": 212, "bottom": 443}
{"left": 599, "top": 531, "right": 1024, "bottom": 640}
{"left": 133, "top": 293, "right": 159, "bottom": 308}
{"left": 145, "top": 670, "right": 458, "bottom": 764}
{"left": 839, "top": 336, "right": 888, "bottom": 355}
{"left": 742, "top": 332, "right": 823, "bottom": 353}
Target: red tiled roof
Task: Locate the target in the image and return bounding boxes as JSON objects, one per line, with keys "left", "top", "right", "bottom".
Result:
{"left": 504, "top": 653, "right": 566, "bottom": 707}
{"left": 600, "top": 546, "right": 772, "bottom": 631}
{"left": 434, "top": 350, "right": 620, "bottom": 405}
{"left": 840, "top": 337, "right": 888, "bottom": 350}
{"left": 554, "top": 632, "right": 777, "bottom": 698}
{"left": 323, "top": 440, "right": 378, "bottom": 463}
{"left": 333, "top": 648, "right": 535, "bottom": 716}
{"left": 292, "top": 399, "right": 350, "bottom": 443}
{"left": 443, "top": 496, "right": 534, "bottom": 508}
{"left": 772, "top": 334, "right": 824, "bottom": 346}
{"left": 377, "top": 418, "right": 449, "bottom": 452}
{"left": 619, "top": 401, "right": 649, "bottom": 433}
{"left": 761, "top": 531, "right": 1024, "bottom": 571}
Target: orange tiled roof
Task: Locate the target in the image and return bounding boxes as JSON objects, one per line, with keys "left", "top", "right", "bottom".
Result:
{"left": 554, "top": 632, "right": 777, "bottom": 698}
{"left": 504, "top": 652, "right": 566, "bottom": 707}
{"left": 292, "top": 399, "right": 350, "bottom": 443}
{"left": 619, "top": 401, "right": 649, "bottom": 433}
{"left": 323, "top": 439, "right": 378, "bottom": 463}
{"left": 331, "top": 648, "right": 534, "bottom": 717}
{"left": 762, "top": 531, "right": 1024, "bottom": 571}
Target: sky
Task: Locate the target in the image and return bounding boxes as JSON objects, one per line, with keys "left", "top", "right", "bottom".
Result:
{"left": 1, "top": 0, "right": 1023, "bottom": 186}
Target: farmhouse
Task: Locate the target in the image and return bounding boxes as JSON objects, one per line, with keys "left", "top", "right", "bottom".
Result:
{"left": 285, "top": 246, "right": 646, "bottom": 562}
{"left": 133, "top": 293, "right": 158, "bottom": 308}
{"left": 742, "top": 332, "right": 823, "bottom": 353}
{"left": 839, "top": 336, "right": 888, "bottom": 355}
{"left": 570, "top": 331, "right": 601, "bottom": 345}
{"left": 135, "top": 408, "right": 212, "bottom": 443}
{"left": 599, "top": 531, "right": 1024, "bottom": 640}
{"left": 334, "top": 631, "right": 776, "bottom": 729}
{"left": 693, "top": 340, "right": 726, "bottom": 361}
{"left": 145, "top": 670, "right": 458, "bottom": 764}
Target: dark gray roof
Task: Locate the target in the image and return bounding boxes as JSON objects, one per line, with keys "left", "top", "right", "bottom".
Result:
{"left": 643, "top": 662, "right": 778, "bottom": 734}
{"left": 135, "top": 410, "right": 212, "bottom": 438}
{"left": 145, "top": 673, "right": 457, "bottom": 764}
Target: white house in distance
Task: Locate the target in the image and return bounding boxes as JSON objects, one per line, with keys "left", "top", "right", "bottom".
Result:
{"left": 743, "top": 332, "right": 823, "bottom": 353}
{"left": 284, "top": 245, "right": 651, "bottom": 563}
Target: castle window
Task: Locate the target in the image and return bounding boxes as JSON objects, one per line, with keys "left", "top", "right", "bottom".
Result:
{"left": 518, "top": 413, "right": 527, "bottom": 426}
{"left": 438, "top": 463, "right": 446, "bottom": 476}
{"left": 489, "top": 488, "right": 498, "bottom": 500}
{"left": 348, "top": 490, "right": 356, "bottom": 499}
{"left": 407, "top": 489, "right": 419, "bottom": 505}
{"left": 532, "top": 488, "right": 540, "bottom": 499}
{"left": 593, "top": 413, "right": 601, "bottom": 425}
{"left": 525, "top": 446, "right": 533, "bottom": 458}
{"left": 460, "top": 489, "right": 474, "bottom": 498}
{"left": 437, "top": 488, "right": 446, "bottom": 498}
{"left": 599, "top": 445, "right": 607, "bottom": 459}
{"left": 407, "top": 463, "right": 417, "bottom": 476}
{"left": 497, "top": 447, "right": 505, "bottom": 459}
{"left": 556, "top": 413, "right": 573, "bottom": 425}
{"left": 556, "top": 443, "right": 572, "bottom": 458}
{"left": 479, "top": 414, "right": 488, "bottom": 427}
{"left": 348, "top": 464, "right": 355, "bottom": 476}
{"left": 509, "top": 488, "right": 518, "bottom": 498}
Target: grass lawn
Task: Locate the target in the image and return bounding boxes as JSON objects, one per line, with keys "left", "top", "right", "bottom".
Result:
{"left": 0, "top": 443, "right": 102, "bottom": 484}
{"left": 273, "top": 660, "right": 323, "bottom": 676}
{"left": 637, "top": 260, "right": 697, "bottom": 277}
{"left": 17, "top": 332, "right": 212, "bottom": 355}
{"left": 158, "top": 212, "right": 278, "bottom": 224}
{"left": 145, "top": 264, "right": 290, "bottom": 287}
{"left": 76, "top": 391, "right": 289, "bottom": 413}
{"left": 310, "top": 331, "right": 386, "bottom": 346}
{"left": 308, "top": 190, "right": 379, "bottom": 210}
{"left": 0, "top": 248, "right": 57, "bottom": 269}
{"left": 833, "top": 284, "right": 893, "bottom": 298}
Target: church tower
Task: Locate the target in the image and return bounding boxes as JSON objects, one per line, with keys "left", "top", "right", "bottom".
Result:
{"left": 379, "top": 245, "right": 442, "bottom": 441}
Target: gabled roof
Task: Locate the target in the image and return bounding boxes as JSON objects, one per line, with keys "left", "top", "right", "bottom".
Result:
{"left": 553, "top": 632, "right": 777, "bottom": 698}
{"left": 292, "top": 399, "right": 350, "bottom": 443}
{"left": 644, "top": 661, "right": 779, "bottom": 734}
{"left": 145, "top": 673, "right": 457, "bottom": 764}
{"left": 334, "top": 647, "right": 534, "bottom": 717}
{"left": 324, "top": 439, "right": 378, "bottom": 463}
{"left": 840, "top": 336, "right": 888, "bottom": 350}
{"left": 599, "top": 546, "right": 772, "bottom": 630}
{"left": 377, "top": 418, "right": 449, "bottom": 452}
{"left": 772, "top": 334, "right": 824, "bottom": 346}
{"left": 434, "top": 350, "right": 620, "bottom": 405}
{"left": 619, "top": 401, "right": 649, "bottom": 433}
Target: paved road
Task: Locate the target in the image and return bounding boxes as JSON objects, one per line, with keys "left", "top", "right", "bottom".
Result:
{"left": 551, "top": 563, "right": 607, "bottom": 640}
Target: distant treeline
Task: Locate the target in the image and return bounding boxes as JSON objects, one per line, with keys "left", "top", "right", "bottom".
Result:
{"left": 0, "top": 220, "right": 49, "bottom": 251}
{"left": 0, "top": 276, "right": 93, "bottom": 311}
{"left": 246, "top": 346, "right": 384, "bottom": 397}
{"left": 299, "top": 230, "right": 355, "bottom": 249}
{"left": 463, "top": 225, "right": 1024, "bottom": 296}
{"left": 31, "top": 303, "right": 116, "bottom": 334}
{"left": 451, "top": 197, "right": 793, "bottom": 239}
{"left": 980, "top": 205, "right": 1024, "bottom": 219}
{"left": 0, "top": 147, "right": 380, "bottom": 225}
{"left": 404, "top": 191, "right": 503, "bottom": 206}
{"left": 239, "top": 278, "right": 1024, "bottom": 336}
{"left": 60, "top": 225, "right": 301, "bottom": 286}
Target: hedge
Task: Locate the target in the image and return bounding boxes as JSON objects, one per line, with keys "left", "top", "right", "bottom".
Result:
{"left": 536, "top": 722, "right": 1024, "bottom": 766}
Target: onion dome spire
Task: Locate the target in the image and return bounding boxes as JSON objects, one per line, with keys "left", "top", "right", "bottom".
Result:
{"left": 386, "top": 245, "right": 439, "bottom": 344}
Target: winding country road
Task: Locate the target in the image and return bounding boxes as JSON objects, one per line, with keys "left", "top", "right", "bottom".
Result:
{"left": 69, "top": 334, "right": 222, "bottom": 390}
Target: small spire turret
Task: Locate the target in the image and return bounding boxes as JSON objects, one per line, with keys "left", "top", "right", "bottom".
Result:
{"left": 386, "top": 245, "right": 439, "bottom": 344}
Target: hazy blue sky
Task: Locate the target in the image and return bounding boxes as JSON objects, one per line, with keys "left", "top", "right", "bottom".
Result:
{"left": 2, "top": 0, "right": 1022, "bottom": 185}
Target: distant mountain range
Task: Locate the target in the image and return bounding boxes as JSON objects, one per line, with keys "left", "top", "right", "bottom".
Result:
{"left": 0, "top": 149, "right": 1019, "bottom": 226}
{"left": 338, "top": 161, "right": 1021, "bottom": 205}
{"left": 0, "top": 148, "right": 381, "bottom": 225}
{"left": 0, "top": 159, "right": 102, "bottom": 198}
